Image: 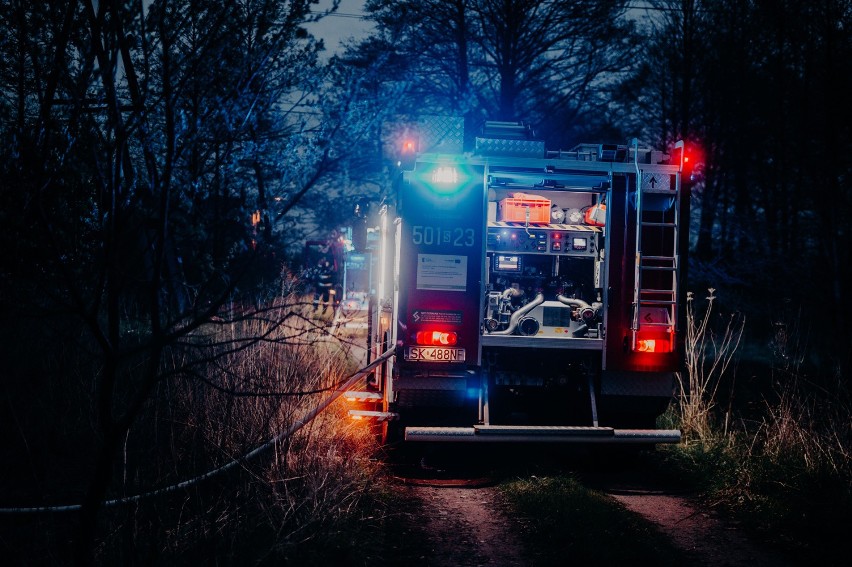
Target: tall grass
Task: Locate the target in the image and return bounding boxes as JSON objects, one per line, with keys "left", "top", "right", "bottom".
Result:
{"left": 674, "top": 290, "right": 850, "bottom": 482}
{"left": 129, "top": 295, "right": 382, "bottom": 563}
{"left": 0, "top": 291, "right": 383, "bottom": 564}
{"left": 664, "top": 291, "right": 852, "bottom": 564}
{"left": 751, "top": 315, "right": 852, "bottom": 484}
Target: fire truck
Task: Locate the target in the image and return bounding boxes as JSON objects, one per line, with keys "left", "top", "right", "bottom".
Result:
{"left": 347, "top": 119, "right": 691, "bottom": 445}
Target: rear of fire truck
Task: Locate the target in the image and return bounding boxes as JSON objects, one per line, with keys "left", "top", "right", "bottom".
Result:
{"left": 351, "top": 119, "right": 689, "bottom": 445}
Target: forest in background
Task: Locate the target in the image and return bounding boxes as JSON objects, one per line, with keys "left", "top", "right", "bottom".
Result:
{"left": 3, "top": 0, "right": 850, "bottom": 367}
{"left": 0, "top": 0, "right": 850, "bottom": 563}
{"left": 357, "top": 0, "right": 852, "bottom": 372}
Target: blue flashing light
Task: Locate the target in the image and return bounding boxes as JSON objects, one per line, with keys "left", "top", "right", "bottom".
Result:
{"left": 431, "top": 166, "right": 458, "bottom": 184}
{"left": 416, "top": 164, "right": 470, "bottom": 196}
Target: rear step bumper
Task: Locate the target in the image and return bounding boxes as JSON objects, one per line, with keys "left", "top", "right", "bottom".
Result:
{"left": 404, "top": 425, "right": 681, "bottom": 444}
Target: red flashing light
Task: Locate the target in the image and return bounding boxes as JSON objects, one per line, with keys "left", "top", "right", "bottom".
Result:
{"left": 414, "top": 330, "right": 458, "bottom": 346}
{"left": 672, "top": 140, "right": 704, "bottom": 182}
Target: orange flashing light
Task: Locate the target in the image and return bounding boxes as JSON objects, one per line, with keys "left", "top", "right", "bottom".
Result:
{"left": 398, "top": 137, "right": 418, "bottom": 171}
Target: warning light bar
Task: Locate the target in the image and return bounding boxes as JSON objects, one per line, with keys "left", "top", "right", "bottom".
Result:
{"left": 414, "top": 330, "right": 458, "bottom": 346}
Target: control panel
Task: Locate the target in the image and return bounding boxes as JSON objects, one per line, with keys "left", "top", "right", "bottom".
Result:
{"left": 486, "top": 225, "right": 599, "bottom": 258}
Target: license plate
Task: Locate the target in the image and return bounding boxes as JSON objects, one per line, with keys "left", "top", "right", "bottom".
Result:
{"left": 406, "top": 347, "right": 466, "bottom": 363}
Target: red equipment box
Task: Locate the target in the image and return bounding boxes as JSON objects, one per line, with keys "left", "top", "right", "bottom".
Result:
{"left": 499, "top": 197, "right": 551, "bottom": 223}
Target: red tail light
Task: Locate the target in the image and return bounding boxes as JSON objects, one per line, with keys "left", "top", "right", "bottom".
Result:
{"left": 636, "top": 339, "right": 662, "bottom": 353}
{"left": 414, "top": 330, "right": 458, "bottom": 346}
{"left": 634, "top": 333, "right": 673, "bottom": 353}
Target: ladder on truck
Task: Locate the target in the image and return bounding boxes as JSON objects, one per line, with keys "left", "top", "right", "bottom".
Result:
{"left": 630, "top": 140, "right": 682, "bottom": 351}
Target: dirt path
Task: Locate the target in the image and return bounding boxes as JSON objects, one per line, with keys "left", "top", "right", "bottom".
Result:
{"left": 399, "top": 483, "right": 528, "bottom": 567}
{"left": 600, "top": 477, "right": 793, "bottom": 567}
{"left": 396, "top": 473, "right": 792, "bottom": 567}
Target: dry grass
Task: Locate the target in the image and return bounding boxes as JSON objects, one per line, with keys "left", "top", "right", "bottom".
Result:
{"left": 749, "top": 317, "right": 852, "bottom": 483}
{"left": 672, "top": 289, "right": 850, "bottom": 480}
{"left": 0, "top": 290, "right": 383, "bottom": 564}
{"left": 662, "top": 294, "right": 851, "bottom": 563}
{"left": 142, "top": 294, "right": 383, "bottom": 562}
{"left": 675, "top": 289, "right": 745, "bottom": 441}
